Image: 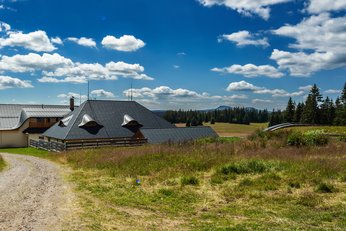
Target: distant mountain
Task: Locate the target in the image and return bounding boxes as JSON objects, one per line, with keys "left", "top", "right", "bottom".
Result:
{"left": 215, "top": 105, "right": 232, "bottom": 110}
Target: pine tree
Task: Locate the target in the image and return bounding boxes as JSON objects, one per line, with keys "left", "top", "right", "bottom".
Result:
{"left": 285, "top": 97, "right": 295, "bottom": 122}
{"left": 301, "top": 84, "right": 322, "bottom": 124}
{"left": 294, "top": 102, "right": 304, "bottom": 123}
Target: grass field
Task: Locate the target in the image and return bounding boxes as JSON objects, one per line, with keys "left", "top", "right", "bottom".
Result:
{"left": 0, "top": 155, "right": 5, "bottom": 171}
{"left": 50, "top": 136, "right": 346, "bottom": 230}
{"left": 176, "top": 122, "right": 268, "bottom": 137}
{"left": 284, "top": 126, "right": 346, "bottom": 134}
{"left": 2, "top": 128, "right": 346, "bottom": 230}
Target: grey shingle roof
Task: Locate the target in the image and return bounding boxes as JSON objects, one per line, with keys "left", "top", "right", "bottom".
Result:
{"left": 140, "top": 127, "right": 218, "bottom": 144}
{"left": 0, "top": 104, "right": 71, "bottom": 130}
{"left": 43, "top": 100, "right": 176, "bottom": 140}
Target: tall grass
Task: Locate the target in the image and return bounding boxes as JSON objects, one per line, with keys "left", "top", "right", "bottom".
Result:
{"left": 55, "top": 134, "right": 346, "bottom": 230}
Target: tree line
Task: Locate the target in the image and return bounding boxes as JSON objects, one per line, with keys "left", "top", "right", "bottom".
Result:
{"left": 163, "top": 107, "right": 269, "bottom": 126}
{"left": 269, "top": 82, "right": 346, "bottom": 126}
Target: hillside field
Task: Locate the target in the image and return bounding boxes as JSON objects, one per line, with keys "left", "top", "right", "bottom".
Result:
{"left": 176, "top": 122, "right": 268, "bottom": 137}
{"left": 1, "top": 127, "right": 346, "bottom": 230}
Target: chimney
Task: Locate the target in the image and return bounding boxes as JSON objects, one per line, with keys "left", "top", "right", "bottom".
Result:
{"left": 70, "top": 96, "right": 75, "bottom": 111}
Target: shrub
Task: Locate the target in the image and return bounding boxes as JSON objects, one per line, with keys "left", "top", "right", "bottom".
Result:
{"left": 287, "top": 132, "right": 306, "bottom": 146}
{"left": 220, "top": 160, "right": 269, "bottom": 175}
{"left": 181, "top": 176, "right": 199, "bottom": 186}
{"left": 304, "top": 130, "right": 329, "bottom": 146}
{"left": 315, "top": 182, "right": 336, "bottom": 193}
{"left": 338, "top": 135, "right": 346, "bottom": 142}
{"left": 287, "top": 130, "right": 329, "bottom": 146}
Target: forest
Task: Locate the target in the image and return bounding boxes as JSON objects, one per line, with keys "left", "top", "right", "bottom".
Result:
{"left": 163, "top": 82, "right": 346, "bottom": 127}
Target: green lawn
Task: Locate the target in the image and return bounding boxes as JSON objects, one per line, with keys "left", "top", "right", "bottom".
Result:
{"left": 0, "top": 147, "right": 51, "bottom": 157}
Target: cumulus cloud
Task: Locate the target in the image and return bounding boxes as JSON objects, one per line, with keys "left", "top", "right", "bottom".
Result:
{"left": 57, "top": 92, "right": 88, "bottom": 101}
{"left": 0, "top": 53, "right": 73, "bottom": 73}
{"left": 306, "top": 0, "right": 346, "bottom": 14}
{"left": 324, "top": 89, "right": 342, "bottom": 94}
{"left": 212, "top": 64, "right": 283, "bottom": 78}
{"left": 252, "top": 99, "right": 272, "bottom": 104}
{"left": 42, "top": 61, "right": 154, "bottom": 83}
{"left": 67, "top": 37, "right": 96, "bottom": 48}
{"left": 0, "top": 75, "right": 33, "bottom": 90}
{"left": 299, "top": 85, "right": 313, "bottom": 91}
{"left": 91, "top": 89, "right": 115, "bottom": 98}
{"left": 101, "top": 35, "right": 145, "bottom": 52}
{"left": 51, "top": 37, "right": 63, "bottom": 45}
{"left": 219, "top": 31, "right": 269, "bottom": 47}
{"left": 198, "top": 0, "right": 292, "bottom": 20}
{"left": 0, "top": 30, "right": 56, "bottom": 52}
{"left": 0, "top": 52, "right": 153, "bottom": 83}
{"left": 0, "top": 21, "right": 11, "bottom": 32}
{"left": 227, "top": 80, "right": 304, "bottom": 97}
{"left": 271, "top": 13, "right": 346, "bottom": 76}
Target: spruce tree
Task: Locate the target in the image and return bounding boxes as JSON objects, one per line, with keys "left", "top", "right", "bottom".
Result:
{"left": 285, "top": 97, "right": 295, "bottom": 122}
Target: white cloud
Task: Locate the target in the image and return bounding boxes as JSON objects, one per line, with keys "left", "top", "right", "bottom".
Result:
{"left": 252, "top": 99, "right": 272, "bottom": 104}
{"left": 0, "top": 53, "right": 73, "bottom": 73}
{"left": 91, "top": 89, "right": 114, "bottom": 98}
{"left": 51, "top": 37, "right": 63, "bottom": 45}
{"left": 67, "top": 37, "right": 96, "bottom": 48}
{"left": 271, "top": 14, "right": 346, "bottom": 76}
{"left": 0, "top": 30, "right": 56, "bottom": 52}
{"left": 212, "top": 63, "right": 283, "bottom": 78}
{"left": 38, "top": 76, "right": 87, "bottom": 84}
{"left": 324, "top": 89, "right": 342, "bottom": 94}
{"left": 43, "top": 61, "right": 153, "bottom": 83}
{"left": 173, "top": 65, "right": 180, "bottom": 69}
{"left": 0, "top": 75, "right": 33, "bottom": 90}
{"left": 0, "top": 21, "right": 11, "bottom": 32}
{"left": 101, "top": 35, "right": 145, "bottom": 52}
{"left": 198, "top": 0, "right": 292, "bottom": 20}
{"left": 57, "top": 92, "right": 88, "bottom": 101}
{"left": 219, "top": 31, "right": 269, "bottom": 47}
{"left": 0, "top": 52, "right": 153, "bottom": 83}
{"left": 270, "top": 49, "right": 344, "bottom": 77}
{"left": 307, "top": 0, "right": 346, "bottom": 14}
{"left": 226, "top": 80, "right": 304, "bottom": 97}
{"left": 299, "top": 85, "right": 313, "bottom": 91}
{"left": 177, "top": 52, "right": 186, "bottom": 56}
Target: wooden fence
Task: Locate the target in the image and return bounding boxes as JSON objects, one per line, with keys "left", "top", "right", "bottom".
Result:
{"left": 29, "top": 138, "right": 148, "bottom": 152}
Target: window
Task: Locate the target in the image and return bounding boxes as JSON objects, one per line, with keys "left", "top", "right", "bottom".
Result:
{"left": 47, "top": 118, "right": 51, "bottom": 123}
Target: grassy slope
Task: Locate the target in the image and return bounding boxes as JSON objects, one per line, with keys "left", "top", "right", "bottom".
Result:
{"left": 176, "top": 122, "right": 268, "bottom": 137}
{"left": 286, "top": 126, "right": 346, "bottom": 134}
{"left": 54, "top": 139, "right": 346, "bottom": 230}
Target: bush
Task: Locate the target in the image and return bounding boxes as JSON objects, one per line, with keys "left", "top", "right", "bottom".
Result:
{"left": 181, "top": 176, "right": 199, "bottom": 186}
{"left": 220, "top": 160, "right": 269, "bottom": 175}
{"left": 287, "top": 132, "right": 306, "bottom": 146}
{"left": 338, "top": 135, "right": 346, "bottom": 142}
{"left": 287, "top": 130, "right": 328, "bottom": 147}
{"left": 304, "top": 130, "right": 329, "bottom": 146}
{"left": 315, "top": 182, "right": 336, "bottom": 193}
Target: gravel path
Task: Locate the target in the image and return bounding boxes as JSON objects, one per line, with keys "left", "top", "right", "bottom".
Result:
{"left": 0, "top": 153, "right": 80, "bottom": 231}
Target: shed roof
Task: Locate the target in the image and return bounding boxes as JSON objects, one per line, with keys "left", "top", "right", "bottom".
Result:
{"left": 43, "top": 100, "right": 176, "bottom": 140}
{"left": 0, "top": 104, "right": 71, "bottom": 130}
{"left": 140, "top": 127, "right": 218, "bottom": 144}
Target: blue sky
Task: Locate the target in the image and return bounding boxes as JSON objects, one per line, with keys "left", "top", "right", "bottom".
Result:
{"left": 0, "top": 0, "right": 345, "bottom": 110}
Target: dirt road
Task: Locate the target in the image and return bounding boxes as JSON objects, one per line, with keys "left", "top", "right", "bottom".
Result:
{"left": 0, "top": 153, "right": 80, "bottom": 231}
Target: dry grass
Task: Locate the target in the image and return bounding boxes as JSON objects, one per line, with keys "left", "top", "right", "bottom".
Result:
{"left": 53, "top": 136, "right": 346, "bottom": 230}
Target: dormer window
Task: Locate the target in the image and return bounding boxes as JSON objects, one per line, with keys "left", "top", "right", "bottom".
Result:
{"left": 78, "top": 114, "right": 101, "bottom": 127}
{"left": 121, "top": 114, "right": 143, "bottom": 128}
{"left": 59, "top": 115, "right": 73, "bottom": 127}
